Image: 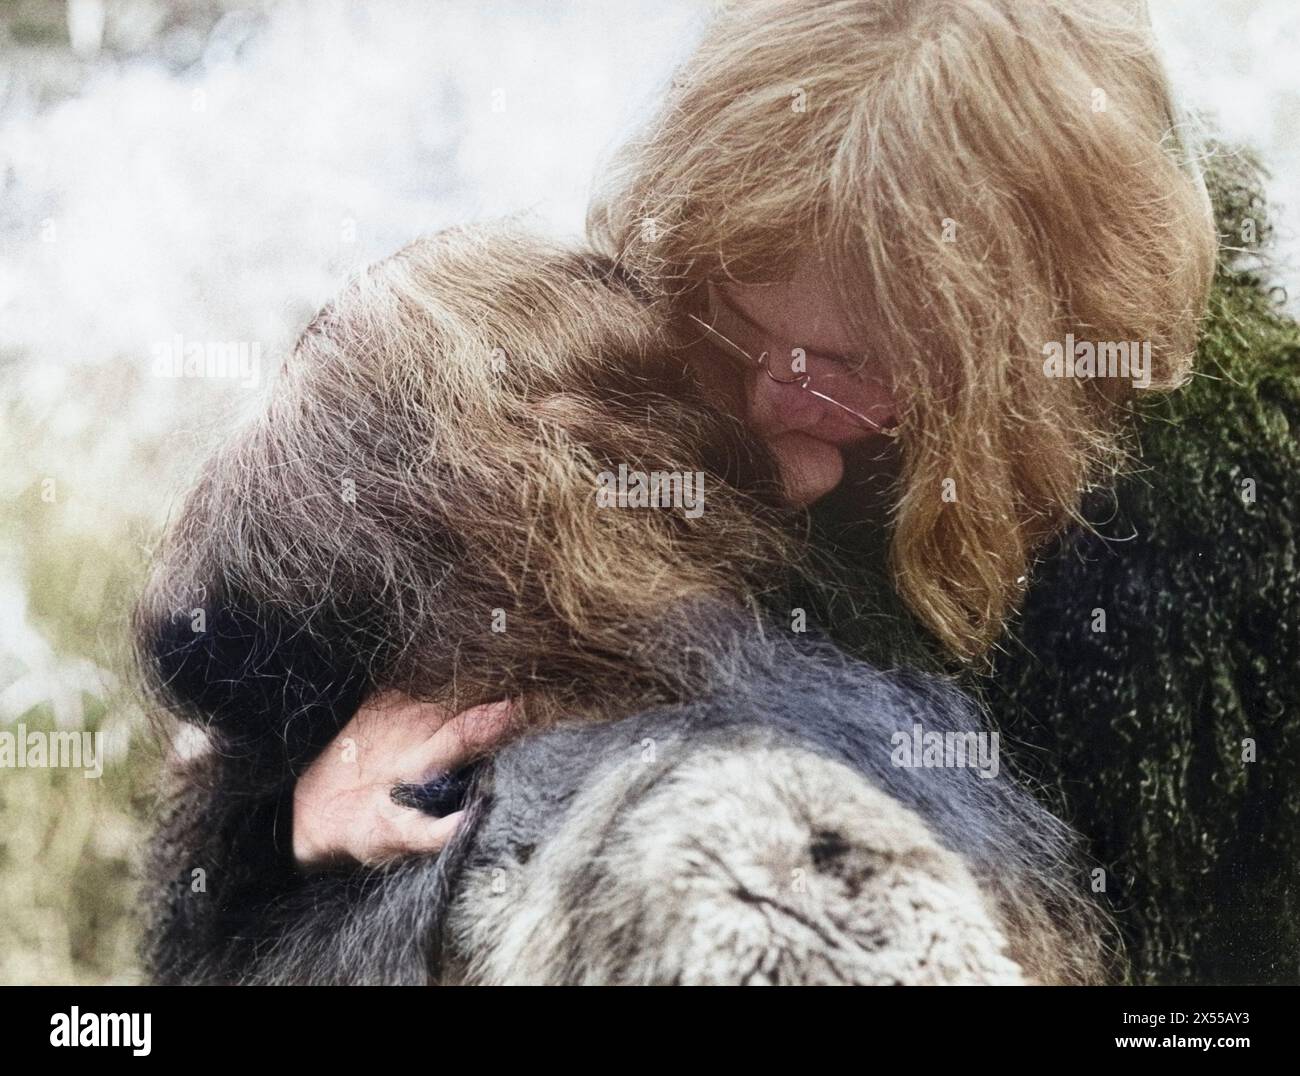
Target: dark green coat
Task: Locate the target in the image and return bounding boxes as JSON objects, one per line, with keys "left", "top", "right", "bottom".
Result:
{"left": 984, "top": 150, "right": 1300, "bottom": 984}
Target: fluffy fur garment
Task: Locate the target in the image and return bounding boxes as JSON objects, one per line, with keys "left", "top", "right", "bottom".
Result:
{"left": 981, "top": 149, "right": 1300, "bottom": 984}
{"left": 143, "top": 618, "right": 1107, "bottom": 986}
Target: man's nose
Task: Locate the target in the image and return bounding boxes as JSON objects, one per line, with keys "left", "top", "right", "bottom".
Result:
{"left": 745, "top": 372, "right": 827, "bottom": 437}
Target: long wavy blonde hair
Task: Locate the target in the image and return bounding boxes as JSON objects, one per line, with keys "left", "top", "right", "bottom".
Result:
{"left": 590, "top": 0, "right": 1217, "bottom": 660}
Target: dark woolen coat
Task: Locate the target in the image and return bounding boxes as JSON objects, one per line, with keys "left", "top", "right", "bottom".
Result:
{"left": 982, "top": 149, "right": 1300, "bottom": 984}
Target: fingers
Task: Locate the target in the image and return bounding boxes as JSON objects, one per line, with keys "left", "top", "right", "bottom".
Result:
{"left": 352, "top": 690, "right": 455, "bottom": 747}
{"left": 355, "top": 808, "right": 466, "bottom": 867}
{"left": 399, "top": 699, "right": 517, "bottom": 782}
{"left": 292, "top": 692, "right": 514, "bottom": 869}
{"left": 295, "top": 782, "right": 467, "bottom": 870}
{"left": 350, "top": 692, "right": 515, "bottom": 777}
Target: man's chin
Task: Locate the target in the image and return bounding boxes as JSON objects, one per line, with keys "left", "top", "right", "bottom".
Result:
{"left": 767, "top": 432, "right": 846, "bottom": 507}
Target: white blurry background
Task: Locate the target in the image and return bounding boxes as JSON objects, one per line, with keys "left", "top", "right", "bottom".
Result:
{"left": 0, "top": 0, "right": 1295, "bottom": 983}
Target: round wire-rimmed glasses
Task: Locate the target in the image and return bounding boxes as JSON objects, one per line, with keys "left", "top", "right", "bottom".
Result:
{"left": 684, "top": 284, "right": 901, "bottom": 439}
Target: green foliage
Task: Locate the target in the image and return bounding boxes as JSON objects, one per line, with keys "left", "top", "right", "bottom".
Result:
{"left": 0, "top": 410, "right": 163, "bottom": 984}
{"left": 0, "top": 712, "right": 153, "bottom": 984}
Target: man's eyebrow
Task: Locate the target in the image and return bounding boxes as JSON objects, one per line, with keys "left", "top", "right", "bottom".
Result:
{"left": 714, "top": 286, "right": 861, "bottom": 367}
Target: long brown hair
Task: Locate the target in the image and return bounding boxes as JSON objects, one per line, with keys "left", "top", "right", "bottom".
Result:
{"left": 137, "top": 224, "right": 808, "bottom": 736}
{"left": 590, "top": 0, "right": 1218, "bottom": 660}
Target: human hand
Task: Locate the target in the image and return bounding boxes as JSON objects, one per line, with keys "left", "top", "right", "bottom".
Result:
{"left": 292, "top": 693, "right": 515, "bottom": 868}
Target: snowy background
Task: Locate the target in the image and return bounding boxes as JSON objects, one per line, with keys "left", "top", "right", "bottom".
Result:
{"left": 0, "top": 0, "right": 1295, "bottom": 983}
